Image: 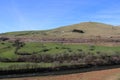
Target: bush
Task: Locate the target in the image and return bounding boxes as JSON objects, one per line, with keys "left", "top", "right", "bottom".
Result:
{"left": 89, "top": 45, "right": 95, "bottom": 51}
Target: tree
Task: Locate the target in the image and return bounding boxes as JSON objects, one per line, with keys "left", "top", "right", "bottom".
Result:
{"left": 13, "top": 39, "right": 25, "bottom": 54}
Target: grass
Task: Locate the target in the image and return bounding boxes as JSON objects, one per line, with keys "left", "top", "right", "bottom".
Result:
{"left": 0, "top": 43, "right": 12, "bottom": 56}
{"left": 0, "top": 62, "right": 85, "bottom": 70}
{"left": 0, "top": 41, "right": 120, "bottom": 70}
{"left": 1, "top": 22, "right": 120, "bottom": 38}
{"left": 0, "top": 62, "right": 55, "bottom": 70}
{"left": 0, "top": 42, "right": 120, "bottom": 58}
{"left": 0, "top": 22, "right": 120, "bottom": 79}
{"left": 0, "top": 41, "right": 18, "bottom": 59}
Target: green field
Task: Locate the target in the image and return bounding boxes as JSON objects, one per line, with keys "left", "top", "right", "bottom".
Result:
{"left": 0, "top": 41, "right": 120, "bottom": 71}
{"left": 0, "top": 41, "right": 120, "bottom": 59}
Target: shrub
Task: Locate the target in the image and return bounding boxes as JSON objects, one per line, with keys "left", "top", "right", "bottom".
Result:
{"left": 72, "top": 29, "right": 85, "bottom": 33}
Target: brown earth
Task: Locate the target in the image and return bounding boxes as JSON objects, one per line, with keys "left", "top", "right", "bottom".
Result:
{"left": 3, "top": 68, "right": 120, "bottom": 80}
{"left": 3, "top": 36, "right": 120, "bottom": 47}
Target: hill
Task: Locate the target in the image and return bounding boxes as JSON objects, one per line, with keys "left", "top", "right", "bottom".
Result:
{"left": 0, "top": 22, "right": 120, "bottom": 77}
{"left": 1, "top": 22, "right": 120, "bottom": 39}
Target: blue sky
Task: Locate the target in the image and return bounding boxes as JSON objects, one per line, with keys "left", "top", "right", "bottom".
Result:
{"left": 0, "top": 0, "right": 120, "bottom": 33}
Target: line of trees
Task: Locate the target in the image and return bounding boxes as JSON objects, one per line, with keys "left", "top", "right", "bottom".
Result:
{"left": 0, "top": 51, "right": 120, "bottom": 75}
{"left": 1, "top": 51, "right": 119, "bottom": 66}
{"left": 17, "top": 52, "right": 120, "bottom": 65}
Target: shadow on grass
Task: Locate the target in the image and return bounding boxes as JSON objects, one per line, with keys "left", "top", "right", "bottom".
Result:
{"left": 0, "top": 64, "right": 120, "bottom": 79}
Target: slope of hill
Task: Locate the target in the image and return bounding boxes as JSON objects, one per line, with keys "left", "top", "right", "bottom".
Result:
{"left": 0, "top": 22, "right": 120, "bottom": 77}
{"left": 1, "top": 22, "right": 120, "bottom": 39}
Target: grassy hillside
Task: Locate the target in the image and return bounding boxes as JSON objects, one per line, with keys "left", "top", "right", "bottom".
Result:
{"left": 0, "top": 22, "right": 120, "bottom": 74}
{"left": 0, "top": 41, "right": 120, "bottom": 70}
{"left": 0, "top": 41, "right": 120, "bottom": 59}
{"left": 1, "top": 22, "right": 120, "bottom": 38}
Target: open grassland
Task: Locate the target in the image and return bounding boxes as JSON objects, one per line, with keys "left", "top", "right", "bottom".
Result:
{"left": 1, "top": 22, "right": 120, "bottom": 38}
{"left": 1, "top": 41, "right": 120, "bottom": 59}
{"left": 0, "top": 41, "right": 120, "bottom": 72}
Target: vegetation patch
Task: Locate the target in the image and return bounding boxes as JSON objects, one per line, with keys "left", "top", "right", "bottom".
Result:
{"left": 0, "top": 40, "right": 120, "bottom": 75}
{"left": 72, "top": 29, "right": 85, "bottom": 33}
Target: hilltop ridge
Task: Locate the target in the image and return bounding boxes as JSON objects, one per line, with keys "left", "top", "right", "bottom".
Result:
{"left": 0, "top": 22, "right": 120, "bottom": 39}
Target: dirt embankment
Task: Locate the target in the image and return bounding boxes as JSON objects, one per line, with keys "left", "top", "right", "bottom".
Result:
{"left": 2, "top": 68, "right": 120, "bottom": 80}
{"left": 4, "top": 36, "right": 120, "bottom": 44}
{"left": 5, "top": 37, "right": 120, "bottom": 47}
